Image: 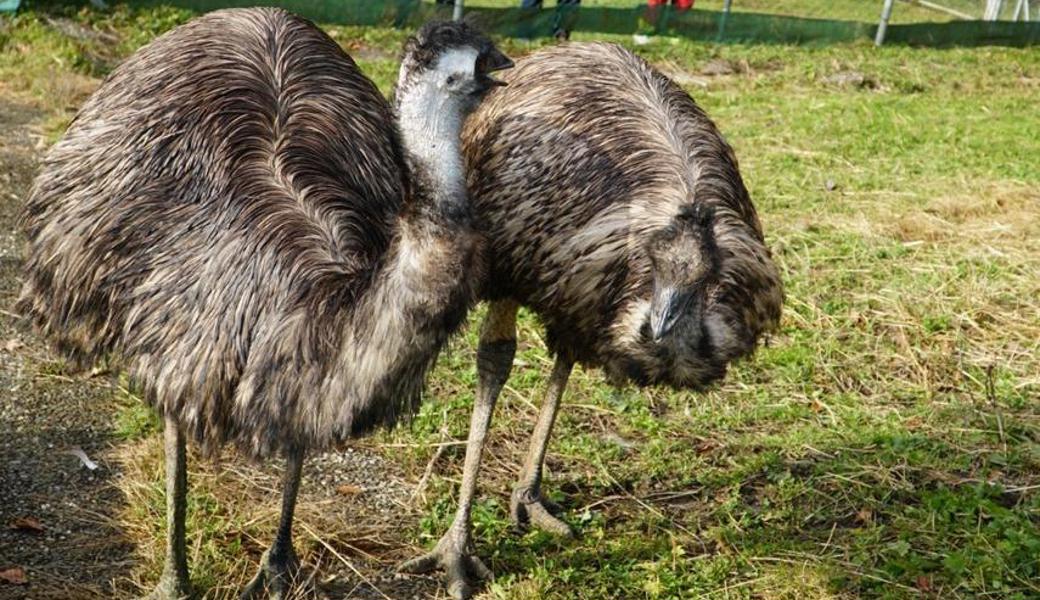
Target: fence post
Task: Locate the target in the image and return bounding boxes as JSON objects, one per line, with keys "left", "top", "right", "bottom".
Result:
{"left": 717, "top": 0, "right": 733, "bottom": 41}
{"left": 876, "top": 0, "right": 896, "bottom": 46}
{"left": 984, "top": 0, "right": 1004, "bottom": 20}
{"left": 1012, "top": 0, "right": 1028, "bottom": 20}
{"left": 454, "top": 0, "right": 464, "bottom": 21}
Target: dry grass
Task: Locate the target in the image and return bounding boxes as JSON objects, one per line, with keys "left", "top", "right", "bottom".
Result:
{"left": 109, "top": 433, "right": 437, "bottom": 599}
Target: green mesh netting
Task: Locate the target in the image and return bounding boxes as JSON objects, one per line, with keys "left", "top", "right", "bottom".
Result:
{"left": 118, "top": 1, "right": 1040, "bottom": 45}
{"left": 882, "top": 17, "right": 1040, "bottom": 45}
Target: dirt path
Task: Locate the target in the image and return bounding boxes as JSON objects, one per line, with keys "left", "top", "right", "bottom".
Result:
{"left": 0, "top": 98, "right": 443, "bottom": 600}
{"left": 0, "top": 98, "right": 134, "bottom": 599}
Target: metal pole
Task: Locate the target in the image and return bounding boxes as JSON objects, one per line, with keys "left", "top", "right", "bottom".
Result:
{"left": 717, "top": 0, "right": 733, "bottom": 41}
{"left": 984, "top": 0, "right": 1005, "bottom": 20}
{"left": 915, "top": 0, "right": 973, "bottom": 20}
{"left": 453, "top": 0, "right": 464, "bottom": 21}
{"left": 876, "top": 0, "right": 896, "bottom": 46}
{"left": 1012, "top": 0, "right": 1027, "bottom": 21}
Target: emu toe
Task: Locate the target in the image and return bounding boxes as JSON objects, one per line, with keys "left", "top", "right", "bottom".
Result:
{"left": 239, "top": 549, "right": 301, "bottom": 600}
{"left": 511, "top": 485, "right": 574, "bottom": 537}
{"left": 398, "top": 529, "right": 492, "bottom": 600}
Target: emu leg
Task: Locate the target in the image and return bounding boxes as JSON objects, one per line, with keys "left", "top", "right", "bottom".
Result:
{"left": 399, "top": 300, "right": 518, "bottom": 600}
{"left": 144, "top": 416, "right": 192, "bottom": 599}
{"left": 240, "top": 447, "right": 305, "bottom": 600}
{"left": 511, "top": 356, "right": 573, "bottom": 537}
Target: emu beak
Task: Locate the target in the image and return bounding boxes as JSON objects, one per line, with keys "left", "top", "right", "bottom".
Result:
{"left": 484, "top": 49, "right": 514, "bottom": 86}
{"left": 649, "top": 285, "right": 688, "bottom": 342}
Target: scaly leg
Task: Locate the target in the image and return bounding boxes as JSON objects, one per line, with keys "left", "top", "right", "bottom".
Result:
{"left": 240, "top": 447, "right": 305, "bottom": 600}
{"left": 143, "top": 416, "right": 192, "bottom": 599}
{"left": 510, "top": 356, "right": 573, "bottom": 536}
{"left": 399, "top": 300, "right": 518, "bottom": 600}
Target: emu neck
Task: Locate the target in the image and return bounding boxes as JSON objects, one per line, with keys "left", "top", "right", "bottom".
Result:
{"left": 396, "top": 85, "right": 467, "bottom": 217}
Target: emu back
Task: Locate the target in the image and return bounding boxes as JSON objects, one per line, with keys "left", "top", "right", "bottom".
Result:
{"left": 18, "top": 9, "right": 432, "bottom": 456}
{"left": 463, "top": 43, "right": 783, "bottom": 387}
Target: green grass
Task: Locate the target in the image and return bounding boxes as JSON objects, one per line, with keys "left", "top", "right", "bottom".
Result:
{"left": 3, "top": 3, "right": 1039, "bottom": 599}
{"left": 112, "top": 375, "right": 161, "bottom": 440}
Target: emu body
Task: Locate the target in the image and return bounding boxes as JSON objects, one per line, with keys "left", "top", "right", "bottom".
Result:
{"left": 19, "top": 8, "right": 509, "bottom": 597}
{"left": 467, "top": 44, "right": 781, "bottom": 383}
{"left": 404, "top": 43, "right": 783, "bottom": 597}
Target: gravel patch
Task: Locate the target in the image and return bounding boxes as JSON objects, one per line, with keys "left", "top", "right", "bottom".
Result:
{"left": 0, "top": 99, "right": 131, "bottom": 600}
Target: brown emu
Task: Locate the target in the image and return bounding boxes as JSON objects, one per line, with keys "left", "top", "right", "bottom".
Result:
{"left": 400, "top": 43, "right": 783, "bottom": 597}
{"left": 18, "top": 8, "right": 510, "bottom": 598}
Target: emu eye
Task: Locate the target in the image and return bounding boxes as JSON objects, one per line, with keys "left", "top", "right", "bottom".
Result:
{"left": 446, "top": 75, "right": 458, "bottom": 85}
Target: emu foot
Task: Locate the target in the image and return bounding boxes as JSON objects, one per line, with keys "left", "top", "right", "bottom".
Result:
{"left": 240, "top": 548, "right": 301, "bottom": 600}
{"left": 142, "top": 572, "right": 192, "bottom": 600}
{"left": 397, "top": 527, "right": 491, "bottom": 600}
{"left": 511, "top": 485, "right": 573, "bottom": 537}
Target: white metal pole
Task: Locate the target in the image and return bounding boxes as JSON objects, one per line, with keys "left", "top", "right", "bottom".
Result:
{"left": 1012, "top": 0, "right": 1027, "bottom": 20}
{"left": 984, "top": 0, "right": 1005, "bottom": 20}
{"left": 717, "top": 0, "right": 733, "bottom": 40}
{"left": 915, "top": 0, "right": 973, "bottom": 20}
{"left": 876, "top": 0, "right": 896, "bottom": 46}
{"left": 454, "top": 0, "right": 464, "bottom": 21}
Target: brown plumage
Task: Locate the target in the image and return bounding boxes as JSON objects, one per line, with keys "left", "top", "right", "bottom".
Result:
{"left": 404, "top": 42, "right": 782, "bottom": 599}
{"left": 465, "top": 43, "right": 782, "bottom": 384}
{"left": 17, "top": 8, "right": 510, "bottom": 597}
{"left": 19, "top": 9, "right": 499, "bottom": 457}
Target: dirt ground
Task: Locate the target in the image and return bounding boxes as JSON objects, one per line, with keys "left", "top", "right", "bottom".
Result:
{"left": 0, "top": 96, "right": 445, "bottom": 600}
{"left": 0, "top": 96, "right": 141, "bottom": 600}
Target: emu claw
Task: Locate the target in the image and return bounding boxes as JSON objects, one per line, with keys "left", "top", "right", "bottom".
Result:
{"left": 240, "top": 549, "right": 301, "bottom": 600}
{"left": 511, "top": 485, "right": 573, "bottom": 537}
{"left": 398, "top": 530, "right": 491, "bottom": 600}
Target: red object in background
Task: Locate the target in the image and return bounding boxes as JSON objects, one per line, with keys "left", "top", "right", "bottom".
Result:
{"left": 647, "top": 0, "right": 694, "bottom": 8}
{"left": 644, "top": 0, "right": 693, "bottom": 25}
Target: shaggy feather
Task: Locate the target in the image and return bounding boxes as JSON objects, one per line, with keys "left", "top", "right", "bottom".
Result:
{"left": 18, "top": 8, "right": 488, "bottom": 458}
{"left": 463, "top": 42, "right": 783, "bottom": 388}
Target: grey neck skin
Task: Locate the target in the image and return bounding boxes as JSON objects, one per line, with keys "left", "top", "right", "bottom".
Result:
{"left": 395, "top": 81, "right": 469, "bottom": 218}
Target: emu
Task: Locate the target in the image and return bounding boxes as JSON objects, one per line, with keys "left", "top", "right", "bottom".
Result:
{"left": 17, "top": 8, "right": 509, "bottom": 599}
{"left": 400, "top": 43, "right": 783, "bottom": 597}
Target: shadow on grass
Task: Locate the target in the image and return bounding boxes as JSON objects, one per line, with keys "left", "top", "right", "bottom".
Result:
{"left": 467, "top": 424, "right": 1040, "bottom": 599}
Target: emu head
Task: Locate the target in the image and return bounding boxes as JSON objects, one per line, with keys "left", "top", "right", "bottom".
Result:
{"left": 646, "top": 203, "right": 719, "bottom": 342}
{"left": 396, "top": 21, "right": 513, "bottom": 118}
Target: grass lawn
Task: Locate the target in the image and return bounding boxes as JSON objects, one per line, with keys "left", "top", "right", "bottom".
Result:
{"left": 1, "top": 2, "right": 1038, "bottom": 599}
